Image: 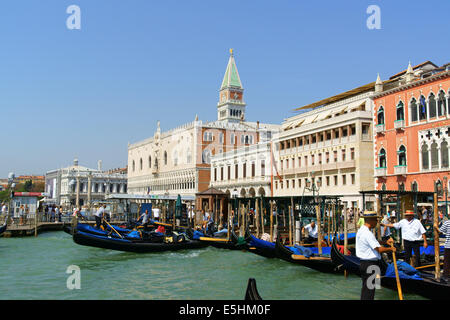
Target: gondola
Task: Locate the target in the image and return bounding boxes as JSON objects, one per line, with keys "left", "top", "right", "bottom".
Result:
{"left": 244, "top": 278, "right": 262, "bottom": 300}
{"left": 72, "top": 227, "right": 209, "bottom": 253}
{"left": 275, "top": 235, "right": 338, "bottom": 273}
{"left": 330, "top": 237, "right": 450, "bottom": 299}
{"left": 323, "top": 232, "right": 356, "bottom": 245}
{"left": 199, "top": 229, "right": 250, "bottom": 250}
{"left": 246, "top": 234, "right": 277, "bottom": 258}
{"left": 0, "top": 222, "right": 7, "bottom": 236}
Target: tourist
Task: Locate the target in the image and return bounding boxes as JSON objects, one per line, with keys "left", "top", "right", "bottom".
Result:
{"left": 381, "top": 210, "right": 427, "bottom": 267}
{"left": 302, "top": 220, "right": 318, "bottom": 244}
{"left": 357, "top": 213, "right": 365, "bottom": 229}
{"left": 58, "top": 206, "right": 62, "bottom": 222}
{"left": 380, "top": 214, "right": 394, "bottom": 241}
{"left": 434, "top": 218, "right": 450, "bottom": 282}
{"left": 24, "top": 205, "right": 29, "bottom": 224}
{"left": 18, "top": 205, "right": 24, "bottom": 225}
{"left": 1, "top": 203, "right": 7, "bottom": 219}
{"left": 356, "top": 211, "right": 396, "bottom": 300}
{"left": 55, "top": 206, "right": 60, "bottom": 223}
{"left": 421, "top": 207, "right": 428, "bottom": 224}
{"left": 50, "top": 206, "right": 55, "bottom": 222}
{"left": 94, "top": 205, "right": 106, "bottom": 229}
{"left": 152, "top": 208, "right": 160, "bottom": 221}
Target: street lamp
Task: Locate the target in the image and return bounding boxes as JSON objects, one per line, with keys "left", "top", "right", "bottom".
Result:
{"left": 7, "top": 172, "right": 15, "bottom": 224}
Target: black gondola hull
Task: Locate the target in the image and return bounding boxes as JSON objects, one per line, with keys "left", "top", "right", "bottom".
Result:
{"left": 73, "top": 230, "right": 208, "bottom": 253}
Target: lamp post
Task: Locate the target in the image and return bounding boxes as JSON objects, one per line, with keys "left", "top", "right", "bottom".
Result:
{"left": 444, "top": 176, "right": 448, "bottom": 218}
{"left": 304, "top": 171, "right": 323, "bottom": 254}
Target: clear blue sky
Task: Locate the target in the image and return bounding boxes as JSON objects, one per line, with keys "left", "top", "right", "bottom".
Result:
{"left": 1, "top": 0, "right": 449, "bottom": 177}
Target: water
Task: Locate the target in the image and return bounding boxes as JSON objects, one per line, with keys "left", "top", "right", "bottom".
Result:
{"left": 0, "top": 231, "right": 425, "bottom": 300}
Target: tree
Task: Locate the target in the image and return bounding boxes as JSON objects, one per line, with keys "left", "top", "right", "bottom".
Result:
{"left": 24, "top": 180, "right": 33, "bottom": 192}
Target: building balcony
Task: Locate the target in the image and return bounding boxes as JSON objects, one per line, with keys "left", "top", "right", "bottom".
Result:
{"left": 322, "top": 162, "right": 337, "bottom": 171}
{"left": 375, "top": 124, "right": 385, "bottom": 134}
{"left": 394, "top": 119, "right": 405, "bottom": 130}
{"left": 374, "top": 167, "right": 387, "bottom": 177}
{"left": 394, "top": 165, "right": 407, "bottom": 175}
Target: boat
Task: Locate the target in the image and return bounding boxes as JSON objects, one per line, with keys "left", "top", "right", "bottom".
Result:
{"left": 244, "top": 278, "right": 262, "bottom": 300}
{"left": 0, "top": 222, "right": 6, "bottom": 236}
{"left": 192, "top": 228, "right": 250, "bottom": 250}
{"left": 246, "top": 234, "right": 277, "bottom": 258}
{"left": 72, "top": 226, "right": 208, "bottom": 253}
{"left": 330, "top": 237, "right": 450, "bottom": 299}
{"left": 323, "top": 232, "right": 356, "bottom": 245}
{"left": 275, "top": 235, "right": 338, "bottom": 273}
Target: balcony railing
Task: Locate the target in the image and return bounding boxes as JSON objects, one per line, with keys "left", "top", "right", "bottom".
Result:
{"left": 375, "top": 124, "right": 385, "bottom": 134}
{"left": 394, "top": 165, "right": 407, "bottom": 175}
{"left": 394, "top": 119, "right": 405, "bottom": 130}
{"left": 375, "top": 167, "right": 387, "bottom": 177}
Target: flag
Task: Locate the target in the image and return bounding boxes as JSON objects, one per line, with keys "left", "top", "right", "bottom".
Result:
{"left": 147, "top": 187, "right": 150, "bottom": 195}
{"left": 270, "top": 142, "right": 283, "bottom": 182}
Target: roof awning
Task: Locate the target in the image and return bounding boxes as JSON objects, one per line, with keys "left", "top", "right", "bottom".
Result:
{"left": 316, "top": 109, "right": 334, "bottom": 121}
{"left": 303, "top": 114, "right": 318, "bottom": 125}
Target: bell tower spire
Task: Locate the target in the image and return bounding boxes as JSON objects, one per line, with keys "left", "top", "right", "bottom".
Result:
{"left": 217, "top": 49, "right": 246, "bottom": 123}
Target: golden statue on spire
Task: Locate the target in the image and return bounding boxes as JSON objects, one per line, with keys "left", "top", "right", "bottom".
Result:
{"left": 229, "top": 48, "right": 233, "bottom": 55}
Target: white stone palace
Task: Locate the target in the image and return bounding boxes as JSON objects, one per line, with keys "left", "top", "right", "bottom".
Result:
{"left": 127, "top": 50, "right": 280, "bottom": 199}
{"left": 45, "top": 159, "right": 127, "bottom": 207}
{"left": 274, "top": 83, "right": 376, "bottom": 210}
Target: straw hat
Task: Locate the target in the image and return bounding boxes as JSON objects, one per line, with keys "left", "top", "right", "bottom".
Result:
{"left": 404, "top": 210, "right": 415, "bottom": 216}
{"left": 361, "top": 210, "right": 381, "bottom": 219}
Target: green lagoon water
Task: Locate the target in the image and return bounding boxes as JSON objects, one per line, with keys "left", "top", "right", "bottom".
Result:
{"left": 0, "top": 231, "right": 424, "bottom": 300}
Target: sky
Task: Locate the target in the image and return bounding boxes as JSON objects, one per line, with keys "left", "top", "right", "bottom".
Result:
{"left": 0, "top": 0, "right": 449, "bottom": 177}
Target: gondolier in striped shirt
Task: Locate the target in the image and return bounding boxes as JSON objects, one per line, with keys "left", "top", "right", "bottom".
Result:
{"left": 356, "top": 211, "right": 396, "bottom": 300}
{"left": 435, "top": 219, "right": 450, "bottom": 282}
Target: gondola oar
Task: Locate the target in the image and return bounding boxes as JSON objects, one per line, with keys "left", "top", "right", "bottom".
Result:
{"left": 102, "top": 217, "right": 124, "bottom": 239}
{"left": 390, "top": 242, "right": 403, "bottom": 300}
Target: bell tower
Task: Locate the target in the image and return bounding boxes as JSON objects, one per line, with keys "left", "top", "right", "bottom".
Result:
{"left": 217, "top": 49, "right": 246, "bottom": 123}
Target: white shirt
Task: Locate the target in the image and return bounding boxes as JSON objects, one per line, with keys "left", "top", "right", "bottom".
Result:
{"left": 152, "top": 208, "right": 160, "bottom": 218}
{"left": 304, "top": 224, "right": 318, "bottom": 238}
{"left": 2, "top": 205, "right": 7, "bottom": 214}
{"left": 356, "top": 225, "right": 381, "bottom": 261}
{"left": 393, "top": 218, "right": 426, "bottom": 241}
{"left": 95, "top": 207, "right": 105, "bottom": 218}
{"left": 141, "top": 212, "right": 149, "bottom": 224}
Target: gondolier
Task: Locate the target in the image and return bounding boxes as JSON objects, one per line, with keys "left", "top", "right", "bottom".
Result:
{"left": 302, "top": 220, "right": 318, "bottom": 244}
{"left": 381, "top": 209, "right": 427, "bottom": 267}
{"left": 94, "top": 205, "right": 106, "bottom": 229}
{"left": 435, "top": 219, "right": 450, "bottom": 282}
{"left": 356, "top": 211, "right": 395, "bottom": 300}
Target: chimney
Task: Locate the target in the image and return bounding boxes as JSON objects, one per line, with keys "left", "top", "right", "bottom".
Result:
{"left": 375, "top": 73, "right": 383, "bottom": 93}
{"left": 73, "top": 158, "right": 79, "bottom": 167}
{"left": 98, "top": 160, "right": 103, "bottom": 171}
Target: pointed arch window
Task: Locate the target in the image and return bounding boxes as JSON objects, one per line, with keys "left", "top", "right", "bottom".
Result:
{"left": 396, "top": 101, "right": 404, "bottom": 121}
{"left": 438, "top": 90, "right": 446, "bottom": 117}
{"left": 377, "top": 106, "right": 385, "bottom": 125}
{"left": 397, "top": 145, "right": 406, "bottom": 166}
{"left": 431, "top": 141, "right": 439, "bottom": 169}
{"left": 148, "top": 156, "right": 152, "bottom": 168}
{"left": 164, "top": 151, "right": 168, "bottom": 166}
{"left": 429, "top": 93, "right": 437, "bottom": 118}
{"left": 411, "top": 181, "right": 418, "bottom": 192}
{"left": 378, "top": 148, "right": 386, "bottom": 168}
{"left": 140, "top": 158, "right": 143, "bottom": 170}
{"left": 441, "top": 140, "right": 449, "bottom": 168}
{"left": 410, "top": 98, "right": 418, "bottom": 122}
{"left": 132, "top": 160, "right": 135, "bottom": 172}
{"left": 421, "top": 144, "right": 429, "bottom": 170}
{"left": 419, "top": 95, "right": 427, "bottom": 120}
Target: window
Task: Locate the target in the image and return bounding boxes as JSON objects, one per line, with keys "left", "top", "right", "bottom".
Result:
{"left": 318, "top": 153, "right": 322, "bottom": 164}
{"left": 304, "top": 156, "right": 308, "bottom": 166}
{"left": 235, "top": 164, "right": 238, "bottom": 179}
{"left": 396, "top": 101, "right": 404, "bottom": 120}
{"left": 333, "top": 151, "right": 337, "bottom": 162}
{"left": 421, "top": 144, "right": 429, "bottom": 170}
{"left": 149, "top": 156, "right": 152, "bottom": 168}
{"left": 334, "top": 175, "right": 338, "bottom": 186}
{"left": 214, "top": 168, "right": 217, "bottom": 181}
{"left": 410, "top": 98, "right": 418, "bottom": 122}
{"left": 326, "top": 152, "right": 329, "bottom": 163}
{"left": 231, "top": 133, "right": 236, "bottom": 144}
{"left": 164, "top": 151, "right": 168, "bottom": 165}
{"left": 311, "top": 155, "right": 314, "bottom": 165}
{"left": 438, "top": 91, "right": 446, "bottom": 117}
{"left": 251, "top": 162, "right": 255, "bottom": 177}
{"left": 219, "top": 132, "right": 224, "bottom": 143}
{"left": 419, "top": 95, "right": 427, "bottom": 120}
{"left": 378, "top": 148, "right": 386, "bottom": 168}
{"left": 292, "top": 179, "right": 295, "bottom": 188}
{"left": 342, "top": 149, "right": 346, "bottom": 161}
{"left": 397, "top": 145, "right": 406, "bottom": 166}
{"left": 243, "top": 162, "right": 246, "bottom": 178}
{"left": 132, "top": 160, "right": 135, "bottom": 172}
{"left": 342, "top": 175, "right": 346, "bottom": 185}
{"left": 298, "top": 179, "right": 302, "bottom": 188}
{"left": 441, "top": 141, "right": 449, "bottom": 168}
{"left": 411, "top": 181, "right": 418, "bottom": 192}
{"left": 286, "top": 180, "right": 289, "bottom": 188}
{"left": 350, "top": 148, "right": 355, "bottom": 160}
{"left": 221, "top": 167, "right": 224, "bottom": 181}
{"left": 377, "top": 106, "right": 385, "bottom": 125}
{"left": 261, "top": 160, "right": 265, "bottom": 176}
{"left": 298, "top": 157, "right": 301, "bottom": 167}
{"left": 431, "top": 141, "right": 439, "bottom": 169}
{"left": 429, "top": 93, "right": 436, "bottom": 119}
{"left": 228, "top": 165, "right": 231, "bottom": 179}
{"left": 140, "top": 158, "right": 143, "bottom": 170}
{"left": 351, "top": 174, "right": 355, "bottom": 185}
{"left": 326, "top": 176, "right": 330, "bottom": 186}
